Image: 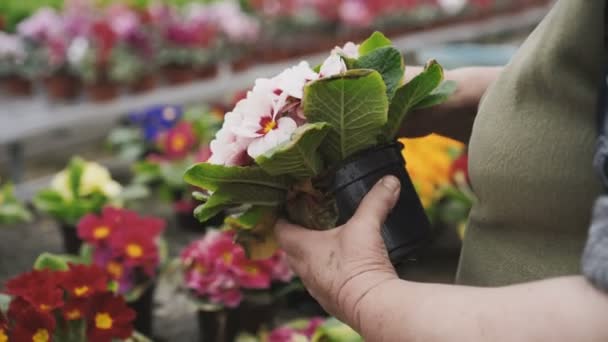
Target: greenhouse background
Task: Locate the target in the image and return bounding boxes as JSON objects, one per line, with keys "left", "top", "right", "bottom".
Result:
{"left": 0, "top": 0, "right": 553, "bottom": 341}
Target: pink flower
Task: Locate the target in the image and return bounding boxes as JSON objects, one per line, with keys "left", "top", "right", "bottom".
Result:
{"left": 331, "top": 42, "right": 360, "bottom": 59}
{"left": 208, "top": 112, "right": 254, "bottom": 166}
{"left": 107, "top": 4, "right": 140, "bottom": 40}
{"left": 232, "top": 250, "right": 272, "bottom": 289}
{"left": 261, "top": 250, "right": 294, "bottom": 283}
{"left": 339, "top": 0, "right": 374, "bottom": 27}
{"left": 268, "top": 327, "right": 306, "bottom": 342}
{"left": 209, "top": 2, "right": 260, "bottom": 43}
{"left": 158, "top": 122, "right": 197, "bottom": 159}
{"left": 17, "top": 8, "right": 64, "bottom": 42}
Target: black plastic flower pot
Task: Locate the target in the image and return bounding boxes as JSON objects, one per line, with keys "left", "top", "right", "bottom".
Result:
{"left": 59, "top": 224, "right": 82, "bottom": 255}
{"left": 331, "top": 142, "right": 432, "bottom": 266}
{"left": 128, "top": 283, "right": 156, "bottom": 337}
{"left": 197, "top": 300, "right": 277, "bottom": 342}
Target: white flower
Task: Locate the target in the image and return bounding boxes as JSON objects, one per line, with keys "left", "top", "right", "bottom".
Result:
{"left": 51, "top": 161, "right": 122, "bottom": 200}
{"left": 247, "top": 117, "right": 297, "bottom": 158}
{"left": 0, "top": 33, "right": 25, "bottom": 61}
{"left": 209, "top": 1, "right": 260, "bottom": 42}
{"left": 320, "top": 53, "right": 347, "bottom": 78}
{"left": 332, "top": 42, "right": 360, "bottom": 59}
{"left": 437, "top": 0, "right": 467, "bottom": 15}
{"left": 208, "top": 111, "right": 253, "bottom": 166}
{"left": 67, "top": 37, "right": 89, "bottom": 65}
{"left": 272, "top": 61, "right": 319, "bottom": 100}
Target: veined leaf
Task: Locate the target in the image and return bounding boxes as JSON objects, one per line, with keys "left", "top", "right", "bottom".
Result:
{"left": 255, "top": 123, "right": 331, "bottom": 178}
{"left": 412, "top": 80, "right": 457, "bottom": 110}
{"left": 384, "top": 60, "right": 445, "bottom": 139}
{"left": 354, "top": 46, "right": 404, "bottom": 99}
{"left": 184, "top": 164, "right": 289, "bottom": 192}
{"left": 303, "top": 69, "right": 389, "bottom": 163}
{"left": 225, "top": 205, "right": 277, "bottom": 230}
{"left": 195, "top": 183, "right": 286, "bottom": 223}
{"left": 359, "top": 31, "right": 392, "bottom": 56}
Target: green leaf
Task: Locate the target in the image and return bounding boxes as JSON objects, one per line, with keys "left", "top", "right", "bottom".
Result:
{"left": 412, "top": 80, "right": 457, "bottom": 110}
{"left": 359, "top": 31, "right": 392, "bottom": 56}
{"left": 34, "top": 253, "right": 83, "bottom": 271}
{"left": 303, "top": 69, "right": 389, "bottom": 163}
{"left": 68, "top": 157, "right": 85, "bottom": 199}
{"left": 194, "top": 183, "right": 286, "bottom": 223}
{"left": 255, "top": 123, "right": 331, "bottom": 178}
{"left": 384, "top": 60, "right": 445, "bottom": 139}
{"left": 354, "top": 46, "right": 404, "bottom": 99}
{"left": 132, "top": 161, "right": 162, "bottom": 184}
{"left": 184, "top": 164, "right": 289, "bottom": 192}
{"left": 229, "top": 206, "right": 280, "bottom": 260}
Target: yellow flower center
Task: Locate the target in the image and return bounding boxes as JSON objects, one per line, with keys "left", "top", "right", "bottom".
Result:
{"left": 93, "top": 226, "right": 110, "bottom": 239}
{"left": 245, "top": 265, "right": 259, "bottom": 275}
{"left": 222, "top": 252, "right": 233, "bottom": 265}
{"left": 95, "top": 313, "right": 113, "bottom": 330}
{"left": 0, "top": 328, "right": 7, "bottom": 342}
{"left": 262, "top": 120, "right": 277, "bottom": 134}
{"left": 126, "top": 243, "right": 143, "bottom": 258}
{"left": 32, "top": 329, "right": 49, "bottom": 342}
{"left": 39, "top": 304, "right": 50, "bottom": 312}
{"left": 194, "top": 264, "right": 207, "bottom": 275}
{"left": 107, "top": 261, "right": 123, "bottom": 279}
{"left": 171, "top": 134, "right": 187, "bottom": 152}
{"left": 74, "top": 285, "right": 89, "bottom": 297}
{"left": 66, "top": 309, "right": 82, "bottom": 320}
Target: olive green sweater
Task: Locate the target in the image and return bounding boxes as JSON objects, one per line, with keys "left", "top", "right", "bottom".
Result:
{"left": 457, "top": 0, "right": 606, "bottom": 286}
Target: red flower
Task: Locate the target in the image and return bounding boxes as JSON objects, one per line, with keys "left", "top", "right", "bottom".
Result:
{"left": 11, "top": 306, "right": 55, "bottom": 342}
{"left": 232, "top": 249, "right": 272, "bottom": 289}
{"left": 110, "top": 229, "right": 159, "bottom": 276}
{"left": 78, "top": 213, "right": 115, "bottom": 245}
{"left": 92, "top": 20, "right": 117, "bottom": 65}
{"left": 60, "top": 264, "right": 109, "bottom": 299}
{"left": 62, "top": 298, "right": 90, "bottom": 321}
{"left": 450, "top": 152, "right": 470, "bottom": 185}
{"left": 5, "top": 270, "right": 63, "bottom": 313}
{"left": 87, "top": 293, "right": 135, "bottom": 342}
{"left": 158, "top": 122, "right": 197, "bottom": 159}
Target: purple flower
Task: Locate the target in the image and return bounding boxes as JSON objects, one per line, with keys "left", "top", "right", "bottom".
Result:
{"left": 129, "top": 105, "right": 184, "bottom": 141}
{"left": 17, "top": 8, "right": 64, "bottom": 42}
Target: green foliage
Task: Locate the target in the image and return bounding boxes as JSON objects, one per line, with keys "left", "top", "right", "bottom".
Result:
{"left": 255, "top": 123, "right": 331, "bottom": 178}
{"left": 383, "top": 60, "right": 451, "bottom": 138}
{"left": 354, "top": 46, "right": 404, "bottom": 99}
{"left": 303, "top": 69, "right": 389, "bottom": 163}
{"left": 0, "top": 182, "right": 32, "bottom": 225}
{"left": 312, "top": 318, "right": 363, "bottom": 342}
{"left": 185, "top": 164, "right": 288, "bottom": 223}
{"left": 358, "top": 31, "right": 392, "bottom": 56}
{"left": 34, "top": 253, "right": 85, "bottom": 271}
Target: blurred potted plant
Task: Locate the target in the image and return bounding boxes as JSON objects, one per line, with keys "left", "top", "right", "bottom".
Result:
{"left": 180, "top": 229, "right": 296, "bottom": 342}
{"left": 157, "top": 6, "right": 219, "bottom": 84}
{"left": 33, "top": 157, "right": 123, "bottom": 254}
{"left": 0, "top": 181, "right": 32, "bottom": 225}
{"left": 238, "top": 316, "right": 362, "bottom": 341}
{"left": 208, "top": 1, "right": 261, "bottom": 72}
{"left": 76, "top": 206, "right": 167, "bottom": 337}
{"left": 17, "top": 7, "right": 82, "bottom": 100}
{"left": 131, "top": 105, "right": 223, "bottom": 231}
{"left": 0, "top": 32, "right": 39, "bottom": 96}
{"left": 0, "top": 260, "right": 151, "bottom": 341}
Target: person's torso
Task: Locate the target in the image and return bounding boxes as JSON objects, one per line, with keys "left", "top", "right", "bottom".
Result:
{"left": 457, "top": 0, "right": 606, "bottom": 286}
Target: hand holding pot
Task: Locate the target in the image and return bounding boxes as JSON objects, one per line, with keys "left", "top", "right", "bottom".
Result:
{"left": 275, "top": 176, "right": 401, "bottom": 327}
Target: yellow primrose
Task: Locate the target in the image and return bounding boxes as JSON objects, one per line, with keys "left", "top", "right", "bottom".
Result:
{"left": 51, "top": 161, "right": 122, "bottom": 201}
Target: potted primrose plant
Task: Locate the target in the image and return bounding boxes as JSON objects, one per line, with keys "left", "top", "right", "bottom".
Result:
{"left": 76, "top": 206, "right": 168, "bottom": 337}
{"left": 33, "top": 157, "right": 123, "bottom": 254}
{"left": 0, "top": 259, "right": 151, "bottom": 341}
{"left": 184, "top": 32, "right": 455, "bottom": 265}
{"left": 180, "top": 229, "right": 296, "bottom": 342}
{"left": 131, "top": 105, "right": 224, "bottom": 231}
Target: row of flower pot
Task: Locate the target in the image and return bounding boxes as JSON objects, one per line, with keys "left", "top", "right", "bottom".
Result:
{"left": 1, "top": 64, "right": 219, "bottom": 102}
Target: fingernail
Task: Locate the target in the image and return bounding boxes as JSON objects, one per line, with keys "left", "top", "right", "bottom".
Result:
{"left": 381, "top": 176, "right": 401, "bottom": 193}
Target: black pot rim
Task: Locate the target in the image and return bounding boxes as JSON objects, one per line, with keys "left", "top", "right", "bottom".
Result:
{"left": 331, "top": 141, "right": 406, "bottom": 191}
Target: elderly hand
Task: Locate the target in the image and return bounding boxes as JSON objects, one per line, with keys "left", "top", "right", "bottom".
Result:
{"left": 275, "top": 175, "right": 402, "bottom": 328}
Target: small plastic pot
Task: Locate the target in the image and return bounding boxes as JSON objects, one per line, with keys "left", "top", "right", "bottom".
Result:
{"left": 129, "top": 74, "right": 158, "bottom": 94}
{"left": 44, "top": 73, "right": 80, "bottom": 101}
{"left": 86, "top": 81, "right": 119, "bottom": 102}
{"left": 128, "top": 283, "right": 156, "bottom": 337}
{"left": 59, "top": 224, "right": 82, "bottom": 255}
{"left": 4, "top": 75, "right": 33, "bottom": 96}
{"left": 162, "top": 64, "right": 196, "bottom": 85}
{"left": 331, "top": 142, "right": 431, "bottom": 266}
{"left": 197, "top": 300, "right": 277, "bottom": 342}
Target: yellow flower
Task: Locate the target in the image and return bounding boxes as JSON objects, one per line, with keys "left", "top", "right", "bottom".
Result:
{"left": 399, "top": 134, "right": 464, "bottom": 208}
{"left": 51, "top": 161, "right": 122, "bottom": 201}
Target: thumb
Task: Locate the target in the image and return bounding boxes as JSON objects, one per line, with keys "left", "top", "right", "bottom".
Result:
{"left": 349, "top": 175, "right": 401, "bottom": 230}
